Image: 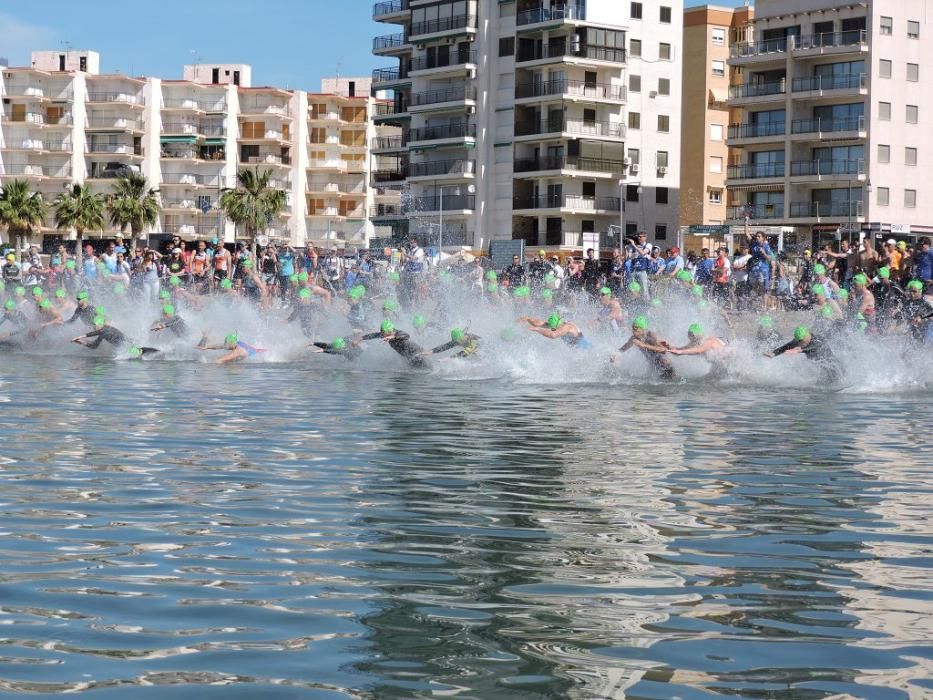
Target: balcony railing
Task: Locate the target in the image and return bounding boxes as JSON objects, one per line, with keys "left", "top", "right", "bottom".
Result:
{"left": 517, "top": 43, "right": 626, "bottom": 65}
{"left": 409, "top": 122, "right": 475, "bottom": 142}
{"left": 373, "top": 0, "right": 408, "bottom": 18}
{"left": 792, "top": 73, "right": 865, "bottom": 92}
{"left": 728, "top": 122, "right": 786, "bottom": 139}
{"left": 790, "top": 201, "right": 862, "bottom": 218}
{"left": 87, "top": 92, "right": 144, "bottom": 105}
{"left": 729, "top": 81, "right": 786, "bottom": 99}
{"left": 373, "top": 33, "right": 407, "bottom": 51}
{"left": 410, "top": 195, "right": 475, "bottom": 211}
{"left": 371, "top": 167, "right": 408, "bottom": 183}
{"left": 1, "top": 164, "right": 71, "bottom": 178}
{"left": 513, "top": 195, "right": 621, "bottom": 211}
{"left": 87, "top": 143, "right": 138, "bottom": 154}
{"left": 410, "top": 85, "right": 476, "bottom": 106}
{"left": 410, "top": 50, "right": 477, "bottom": 73}
{"left": 239, "top": 102, "right": 291, "bottom": 117}
{"left": 728, "top": 204, "right": 784, "bottom": 220}
{"left": 791, "top": 116, "right": 865, "bottom": 134}
{"left": 370, "top": 204, "right": 407, "bottom": 218}
{"left": 517, "top": 3, "right": 586, "bottom": 26}
{"left": 795, "top": 30, "right": 868, "bottom": 51}
{"left": 514, "top": 118, "right": 625, "bottom": 139}
{"left": 243, "top": 154, "right": 291, "bottom": 165}
{"left": 730, "top": 38, "right": 788, "bottom": 58}
{"left": 410, "top": 13, "right": 476, "bottom": 38}
{"left": 371, "top": 135, "right": 408, "bottom": 150}
{"left": 408, "top": 159, "right": 475, "bottom": 178}
{"left": 372, "top": 67, "right": 408, "bottom": 83}
{"left": 790, "top": 159, "right": 865, "bottom": 177}
{"left": 162, "top": 98, "right": 226, "bottom": 112}
{"left": 727, "top": 163, "right": 785, "bottom": 179}
{"left": 373, "top": 102, "right": 409, "bottom": 117}
{"left": 162, "top": 173, "right": 220, "bottom": 185}
{"left": 11, "top": 139, "right": 71, "bottom": 152}
{"left": 513, "top": 156, "right": 624, "bottom": 173}
{"left": 515, "top": 79, "right": 626, "bottom": 101}
{"left": 87, "top": 117, "right": 140, "bottom": 130}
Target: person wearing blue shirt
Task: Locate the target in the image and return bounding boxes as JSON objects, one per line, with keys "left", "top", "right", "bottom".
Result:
{"left": 913, "top": 237, "right": 932, "bottom": 284}
{"left": 694, "top": 248, "right": 714, "bottom": 286}
{"left": 664, "top": 246, "right": 685, "bottom": 277}
{"left": 744, "top": 215, "right": 773, "bottom": 301}
{"left": 278, "top": 245, "right": 296, "bottom": 297}
{"left": 625, "top": 232, "right": 652, "bottom": 300}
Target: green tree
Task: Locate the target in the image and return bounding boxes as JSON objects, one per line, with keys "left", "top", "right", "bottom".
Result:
{"left": 54, "top": 183, "right": 106, "bottom": 266}
{"left": 0, "top": 179, "right": 48, "bottom": 256}
{"left": 107, "top": 174, "right": 160, "bottom": 247}
{"left": 219, "top": 169, "right": 287, "bottom": 258}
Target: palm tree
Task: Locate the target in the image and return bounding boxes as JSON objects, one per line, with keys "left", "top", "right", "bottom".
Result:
{"left": 54, "top": 183, "right": 106, "bottom": 267}
{"left": 0, "top": 179, "right": 48, "bottom": 256}
{"left": 220, "top": 169, "right": 287, "bottom": 258}
{"left": 107, "top": 174, "right": 160, "bottom": 248}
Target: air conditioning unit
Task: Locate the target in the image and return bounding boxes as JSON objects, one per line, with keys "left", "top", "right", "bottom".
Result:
{"left": 649, "top": 90, "right": 658, "bottom": 98}
{"left": 629, "top": 163, "right": 639, "bottom": 174}
{"left": 658, "top": 166, "right": 667, "bottom": 175}
{"left": 466, "top": 105, "right": 476, "bottom": 114}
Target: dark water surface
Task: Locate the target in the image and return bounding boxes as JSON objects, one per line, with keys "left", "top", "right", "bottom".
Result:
{"left": 0, "top": 357, "right": 930, "bottom": 698}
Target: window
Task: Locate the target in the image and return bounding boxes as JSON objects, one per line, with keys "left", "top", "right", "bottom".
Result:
{"left": 711, "top": 60, "right": 725, "bottom": 77}
{"left": 630, "top": 39, "right": 642, "bottom": 57}
{"left": 908, "top": 20, "right": 920, "bottom": 39}
{"left": 582, "top": 181, "right": 596, "bottom": 198}
{"left": 655, "top": 224, "right": 668, "bottom": 241}
{"left": 657, "top": 115, "right": 669, "bottom": 132}
{"left": 879, "top": 59, "right": 892, "bottom": 79}
{"left": 906, "top": 147, "right": 918, "bottom": 166}
{"left": 878, "top": 144, "right": 890, "bottom": 163}
{"left": 310, "top": 127, "right": 326, "bottom": 144}
{"left": 877, "top": 187, "right": 889, "bottom": 206}
{"left": 710, "top": 156, "right": 723, "bottom": 173}
{"left": 710, "top": 124, "right": 724, "bottom": 141}
{"left": 907, "top": 105, "right": 919, "bottom": 124}
{"left": 657, "top": 151, "right": 669, "bottom": 168}
{"left": 709, "top": 189, "right": 723, "bottom": 204}
{"left": 905, "top": 189, "right": 917, "bottom": 208}
{"left": 498, "top": 37, "right": 514, "bottom": 57}
{"left": 626, "top": 184, "right": 640, "bottom": 202}
{"left": 879, "top": 102, "right": 891, "bottom": 121}
{"left": 630, "top": 2, "right": 642, "bottom": 20}
{"left": 628, "top": 111, "right": 641, "bottom": 129}
{"left": 630, "top": 74, "right": 641, "bottom": 92}
{"left": 659, "top": 43, "right": 672, "bottom": 60}
{"left": 660, "top": 6, "right": 671, "bottom": 24}
{"left": 880, "top": 16, "right": 892, "bottom": 35}
{"left": 712, "top": 27, "right": 726, "bottom": 46}
{"left": 656, "top": 187, "right": 668, "bottom": 204}
{"left": 658, "top": 78, "right": 670, "bottom": 95}
{"left": 908, "top": 63, "right": 919, "bottom": 82}
{"left": 627, "top": 148, "right": 640, "bottom": 165}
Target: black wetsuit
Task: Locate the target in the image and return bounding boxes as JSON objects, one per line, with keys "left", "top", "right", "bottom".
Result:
{"left": 362, "top": 330, "right": 430, "bottom": 369}
{"left": 0, "top": 309, "right": 28, "bottom": 335}
{"left": 159, "top": 315, "right": 190, "bottom": 338}
{"left": 83, "top": 325, "right": 129, "bottom": 349}
{"left": 898, "top": 298, "right": 933, "bottom": 345}
{"left": 66, "top": 304, "right": 97, "bottom": 325}
{"left": 873, "top": 282, "right": 905, "bottom": 326}
{"left": 287, "top": 304, "right": 316, "bottom": 337}
{"left": 313, "top": 340, "right": 362, "bottom": 361}
{"left": 771, "top": 334, "right": 840, "bottom": 382}
{"left": 430, "top": 334, "right": 480, "bottom": 358}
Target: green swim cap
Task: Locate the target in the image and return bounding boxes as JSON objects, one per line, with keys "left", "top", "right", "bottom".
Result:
{"left": 513, "top": 286, "right": 530, "bottom": 298}
{"left": 412, "top": 315, "right": 426, "bottom": 329}
{"left": 813, "top": 264, "right": 826, "bottom": 276}
{"left": 853, "top": 273, "right": 868, "bottom": 286}
{"left": 380, "top": 319, "right": 395, "bottom": 334}
{"left": 451, "top": 328, "right": 465, "bottom": 343}
{"left": 55, "top": 288, "right": 66, "bottom": 299}
{"left": 907, "top": 279, "right": 924, "bottom": 292}
{"left": 500, "top": 327, "right": 516, "bottom": 341}
{"left": 692, "top": 285, "right": 704, "bottom": 297}
{"left": 76, "top": 291, "right": 89, "bottom": 301}
{"left": 628, "top": 282, "right": 642, "bottom": 293}
{"left": 162, "top": 304, "right": 175, "bottom": 316}
{"left": 332, "top": 337, "right": 347, "bottom": 350}
{"left": 599, "top": 286, "right": 612, "bottom": 296}
{"left": 546, "top": 313, "right": 562, "bottom": 330}
{"left": 220, "top": 278, "right": 234, "bottom": 290}
{"left": 539, "top": 249, "right": 546, "bottom": 256}
{"left": 837, "top": 288, "right": 849, "bottom": 300}
{"left": 4, "top": 300, "right": 15, "bottom": 311}
{"left": 540, "top": 288, "right": 554, "bottom": 300}
{"left": 811, "top": 284, "right": 826, "bottom": 296}
{"left": 169, "top": 275, "right": 181, "bottom": 287}
{"left": 485, "top": 270, "right": 498, "bottom": 281}
{"left": 383, "top": 299, "right": 398, "bottom": 312}
{"left": 128, "top": 345, "right": 142, "bottom": 358}
{"left": 37, "top": 298, "right": 50, "bottom": 310}
{"left": 688, "top": 323, "right": 704, "bottom": 336}
{"left": 389, "top": 271, "right": 400, "bottom": 282}
{"left": 94, "top": 305, "right": 106, "bottom": 315}
{"left": 486, "top": 282, "right": 499, "bottom": 293}
{"left": 759, "top": 316, "right": 774, "bottom": 328}
{"left": 878, "top": 267, "right": 890, "bottom": 279}
{"left": 678, "top": 270, "right": 693, "bottom": 282}
{"left": 697, "top": 300, "right": 710, "bottom": 310}
{"left": 14, "top": 286, "right": 25, "bottom": 297}
{"left": 632, "top": 315, "right": 648, "bottom": 330}
{"left": 93, "top": 314, "right": 106, "bottom": 327}
{"left": 159, "top": 290, "right": 171, "bottom": 300}
{"left": 650, "top": 298, "right": 663, "bottom": 308}
{"left": 544, "top": 273, "right": 556, "bottom": 284}
{"left": 31, "top": 286, "right": 43, "bottom": 297}
{"left": 794, "top": 325, "right": 809, "bottom": 341}
{"left": 113, "top": 283, "right": 126, "bottom": 294}
{"left": 241, "top": 259, "right": 253, "bottom": 269}
{"left": 856, "top": 312, "right": 866, "bottom": 321}
{"left": 821, "top": 303, "right": 834, "bottom": 318}
{"left": 65, "top": 260, "right": 76, "bottom": 270}
{"left": 348, "top": 284, "right": 365, "bottom": 300}
{"left": 298, "top": 288, "right": 312, "bottom": 300}
{"left": 224, "top": 333, "right": 238, "bottom": 345}
{"left": 298, "top": 271, "right": 310, "bottom": 283}
{"left": 289, "top": 273, "right": 299, "bottom": 283}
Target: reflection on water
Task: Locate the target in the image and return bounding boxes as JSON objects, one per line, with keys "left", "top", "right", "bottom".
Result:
{"left": 0, "top": 357, "right": 929, "bottom": 698}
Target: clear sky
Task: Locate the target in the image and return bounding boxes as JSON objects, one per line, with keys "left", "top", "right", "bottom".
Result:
{"left": 1, "top": 0, "right": 753, "bottom": 90}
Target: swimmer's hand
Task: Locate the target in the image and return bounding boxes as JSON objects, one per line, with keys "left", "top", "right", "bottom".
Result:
{"left": 609, "top": 353, "right": 617, "bottom": 364}
{"left": 763, "top": 352, "right": 775, "bottom": 358}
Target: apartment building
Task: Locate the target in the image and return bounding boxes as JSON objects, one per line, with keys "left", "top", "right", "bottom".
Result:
{"left": 680, "top": 3, "right": 753, "bottom": 228}
{"left": 0, "top": 51, "right": 399, "bottom": 249}
{"left": 726, "top": 0, "right": 933, "bottom": 250}
{"left": 371, "top": 0, "right": 682, "bottom": 251}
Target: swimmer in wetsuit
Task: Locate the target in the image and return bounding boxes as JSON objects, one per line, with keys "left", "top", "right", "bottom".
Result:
{"left": 72, "top": 314, "right": 141, "bottom": 352}
{"left": 285, "top": 288, "right": 316, "bottom": 337}
{"left": 361, "top": 320, "right": 430, "bottom": 369}
{"left": 614, "top": 315, "right": 676, "bottom": 380}
{"left": 766, "top": 325, "right": 841, "bottom": 383}
{"left": 65, "top": 291, "right": 97, "bottom": 327}
{"left": 424, "top": 327, "right": 481, "bottom": 359}
{"left": 311, "top": 336, "right": 363, "bottom": 361}
{"left": 0, "top": 299, "right": 29, "bottom": 339}
{"left": 150, "top": 304, "right": 191, "bottom": 338}
{"left": 518, "top": 313, "right": 592, "bottom": 349}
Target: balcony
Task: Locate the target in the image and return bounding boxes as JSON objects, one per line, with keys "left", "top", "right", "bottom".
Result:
{"left": 87, "top": 143, "right": 141, "bottom": 156}
{"left": 514, "top": 118, "right": 625, "bottom": 140}
{"left": 794, "top": 30, "right": 868, "bottom": 55}
{"left": 370, "top": 204, "right": 407, "bottom": 219}
{"left": 409, "top": 50, "right": 477, "bottom": 75}
{"left": 410, "top": 195, "right": 474, "bottom": 213}
{"left": 727, "top": 162, "right": 785, "bottom": 180}
{"left": 308, "top": 159, "right": 349, "bottom": 171}
{"left": 161, "top": 173, "right": 221, "bottom": 186}
{"left": 410, "top": 14, "right": 476, "bottom": 40}
{"left": 371, "top": 166, "right": 408, "bottom": 184}
{"left": 516, "top": 43, "right": 626, "bottom": 65}
{"left": 373, "top": 0, "right": 409, "bottom": 20}
{"left": 0, "top": 164, "right": 71, "bottom": 179}
{"left": 241, "top": 154, "right": 291, "bottom": 167}
{"left": 409, "top": 85, "right": 476, "bottom": 109}
{"left": 408, "top": 122, "right": 476, "bottom": 144}
{"left": 373, "top": 102, "right": 410, "bottom": 123}
{"left": 791, "top": 73, "right": 866, "bottom": 96}
{"left": 513, "top": 156, "right": 624, "bottom": 175}
{"left": 517, "top": 3, "right": 586, "bottom": 27}
{"left": 373, "top": 33, "right": 409, "bottom": 54}
{"left": 727, "top": 122, "right": 786, "bottom": 142}
{"left": 87, "top": 92, "right": 144, "bottom": 107}
{"left": 408, "top": 158, "right": 475, "bottom": 179}
{"left": 0, "top": 138, "right": 71, "bottom": 153}
{"left": 790, "top": 116, "right": 865, "bottom": 139}
{"left": 372, "top": 67, "right": 410, "bottom": 87}
{"left": 162, "top": 98, "right": 226, "bottom": 113}
{"left": 87, "top": 116, "right": 142, "bottom": 131}
{"left": 730, "top": 38, "right": 788, "bottom": 62}
{"left": 515, "top": 79, "right": 626, "bottom": 102}
{"left": 789, "top": 201, "right": 862, "bottom": 219}
{"left": 727, "top": 204, "right": 784, "bottom": 220}
{"left": 728, "top": 81, "right": 786, "bottom": 103}
{"left": 238, "top": 102, "right": 291, "bottom": 119}
{"left": 789, "top": 159, "right": 865, "bottom": 180}
{"left": 513, "top": 195, "right": 621, "bottom": 212}
{"left": 371, "top": 135, "right": 408, "bottom": 152}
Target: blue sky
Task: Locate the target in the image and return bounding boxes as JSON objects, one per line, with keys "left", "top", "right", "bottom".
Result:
{"left": 1, "top": 1, "right": 752, "bottom": 91}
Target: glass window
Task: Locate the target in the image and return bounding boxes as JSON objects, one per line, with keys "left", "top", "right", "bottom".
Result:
{"left": 710, "top": 124, "right": 724, "bottom": 141}
{"left": 499, "top": 37, "right": 514, "bottom": 57}
{"left": 879, "top": 102, "right": 891, "bottom": 121}
{"left": 628, "top": 112, "right": 640, "bottom": 129}
{"left": 630, "top": 2, "right": 642, "bottom": 20}
{"left": 878, "top": 144, "right": 890, "bottom": 163}
{"left": 630, "top": 39, "right": 642, "bottom": 57}
{"left": 658, "top": 78, "right": 670, "bottom": 95}
{"left": 627, "top": 148, "right": 640, "bottom": 165}
{"left": 660, "top": 6, "right": 671, "bottom": 24}
{"left": 626, "top": 184, "right": 640, "bottom": 201}
{"left": 657, "top": 151, "right": 669, "bottom": 167}
{"left": 906, "top": 147, "right": 918, "bottom": 166}
{"left": 879, "top": 59, "right": 892, "bottom": 79}
{"left": 659, "top": 43, "right": 672, "bottom": 60}
{"left": 657, "top": 115, "right": 670, "bottom": 132}
{"left": 709, "top": 189, "right": 722, "bottom": 204}
{"left": 711, "top": 60, "right": 725, "bottom": 77}
{"left": 908, "top": 20, "right": 920, "bottom": 39}
{"left": 880, "top": 16, "right": 893, "bottom": 35}
{"left": 630, "top": 74, "right": 641, "bottom": 92}
{"left": 877, "top": 187, "right": 889, "bottom": 205}
{"left": 710, "top": 156, "right": 723, "bottom": 173}
{"left": 712, "top": 28, "right": 726, "bottom": 46}
{"left": 655, "top": 224, "right": 668, "bottom": 241}
{"left": 905, "top": 189, "right": 917, "bottom": 207}
{"left": 656, "top": 187, "right": 668, "bottom": 204}
{"left": 907, "top": 63, "right": 919, "bottom": 82}
{"left": 907, "top": 105, "right": 919, "bottom": 123}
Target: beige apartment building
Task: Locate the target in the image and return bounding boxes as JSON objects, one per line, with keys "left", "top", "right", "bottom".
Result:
{"left": 679, "top": 4, "right": 753, "bottom": 228}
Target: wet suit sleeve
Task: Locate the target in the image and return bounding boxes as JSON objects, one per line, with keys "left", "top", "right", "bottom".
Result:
{"left": 286, "top": 307, "right": 300, "bottom": 323}
{"left": 360, "top": 332, "right": 383, "bottom": 341}
{"left": 430, "top": 341, "right": 458, "bottom": 354}
{"left": 66, "top": 308, "right": 82, "bottom": 323}
{"left": 771, "top": 340, "right": 800, "bottom": 356}
{"left": 84, "top": 329, "right": 104, "bottom": 349}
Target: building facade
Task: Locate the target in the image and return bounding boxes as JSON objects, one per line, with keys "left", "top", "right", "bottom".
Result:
{"left": 0, "top": 51, "right": 399, "bottom": 249}
{"left": 726, "top": 0, "right": 933, "bottom": 250}
{"left": 371, "top": 0, "right": 682, "bottom": 251}
{"left": 680, "top": 3, "right": 753, "bottom": 228}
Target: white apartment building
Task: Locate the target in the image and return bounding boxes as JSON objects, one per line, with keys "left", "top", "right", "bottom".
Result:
{"left": 726, "top": 0, "right": 933, "bottom": 249}
{"left": 371, "top": 0, "right": 682, "bottom": 251}
{"left": 0, "top": 50, "right": 399, "bottom": 249}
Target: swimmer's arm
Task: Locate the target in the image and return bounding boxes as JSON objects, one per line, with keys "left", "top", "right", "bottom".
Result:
{"left": 216, "top": 348, "right": 244, "bottom": 364}
{"left": 669, "top": 344, "right": 706, "bottom": 356}
{"left": 527, "top": 325, "right": 560, "bottom": 338}
{"left": 41, "top": 310, "right": 63, "bottom": 327}
{"left": 632, "top": 338, "right": 669, "bottom": 353}
{"left": 85, "top": 333, "right": 104, "bottom": 349}
{"left": 359, "top": 332, "right": 382, "bottom": 341}
{"left": 64, "top": 309, "right": 82, "bottom": 323}
{"left": 768, "top": 341, "right": 798, "bottom": 357}
{"left": 428, "top": 341, "right": 457, "bottom": 355}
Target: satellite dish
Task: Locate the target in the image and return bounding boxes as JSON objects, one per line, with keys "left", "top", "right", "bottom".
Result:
{"left": 256, "top": 234, "right": 269, "bottom": 247}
